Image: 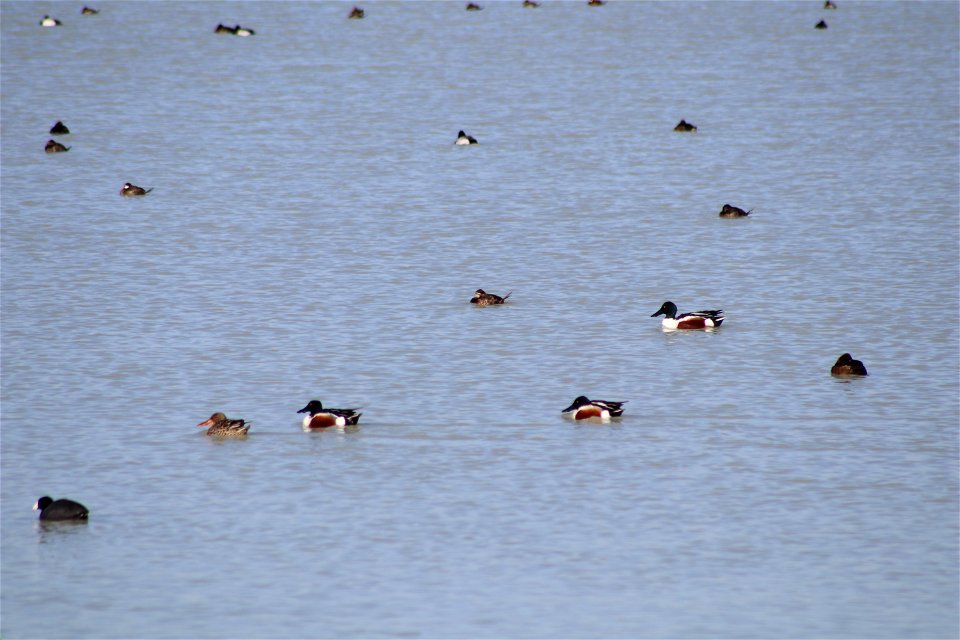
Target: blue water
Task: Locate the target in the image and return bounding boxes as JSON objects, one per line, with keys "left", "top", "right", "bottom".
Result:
{"left": 2, "top": 1, "right": 958, "bottom": 638}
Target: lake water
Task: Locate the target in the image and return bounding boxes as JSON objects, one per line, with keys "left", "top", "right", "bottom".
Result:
{"left": 2, "top": 1, "right": 958, "bottom": 638}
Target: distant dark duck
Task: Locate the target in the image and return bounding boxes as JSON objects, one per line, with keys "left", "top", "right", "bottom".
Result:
{"left": 523, "top": 0, "right": 541, "bottom": 6}
{"left": 34, "top": 496, "right": 89, "bottom": 521}
{"left": 824, "top": 0, "right": 837, "bottom": 8}
{"left": 120, "top": 182, "right": 153, "bottom": 197}
{"left": 470, "top": 288, "right": 511, "bottom": 306}
{"left": 562, "top": 396, "right": 625, "bottom": 421}
{"left": 81, "top": 6, "right": 99, "bottom": 14}
{"left": 50, "top": 121, "right": 70, "bottom": 135}
{"left": 831, "top": 353, "right": 868, "bottom": 376}
{"left": 214, "top": 23, "right": 235, "bottom": 33}
{"left": 197, "top": 412, "right": 250, "bottom": 437}
{"left": 298, "top": 400, "right": 362, "bottom": 429}
{"left": 651, "top": 301, "right": 724, "bottom": 330}
{"left": 455, "top": 130, "right": 478, "bottom": 145}
{"left": 45, "top": 139, "right": 70, "bottom": 153}
{"left": 40, "top": 15, "right": 62, "bottom": 27}
{"left": 587, "top": 0, "right": 605, "bottom": 5}
{"left": 719, "top": 203, "right": 751, "bottom": 218}
{"left": 348, "top": 6, "right": 365, "bottom": 18}
{"left": 466, "top": 2, "right": 483, "bottom": 10}
{"left": 815, "top": 20, "right": 828, "bottom": 29}
{"left": 674, "top": 119, "right": 697, "bottom": 132}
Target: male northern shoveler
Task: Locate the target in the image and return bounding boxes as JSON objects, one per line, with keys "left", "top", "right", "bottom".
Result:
{"left": 50, "top": 121, "right": 70, "bottom": 135}
{"left": 470, "top": 288, "right": 511, "bottom": 306}
{"left": 831, "top": 353, "right": 867, "bottom": 376}
{"left": 674, "top": 119, "right": 697, "bottom": 132}
{"left": 34, "top": 496, "right": 89, "bottom": 521}
{"left": 120, "top": 182, "right": 153, "bottom": 196}
{"left": 197, "top": 412, "right": 250, "bottom": 437}
{"left": 348, "top": 7, "right": 365, "bottom": 18}
{"left": 562, "top": 396, "right": 626, "bottom": 421}
{"left": 40, "top": 15, "right": 62, "bottom": 27}
{"left": 719, "top": 203, "right": 751, "bottom": 218}
{"left": 651, "top": 301, "right": 725, "bottom": 330}
{"left": 45, "top": 139, "right": 70, "bottom": 153}
{"left": 297, "top": 400, "right": 362, "bottom": 429}
{"left": 455, "top": 130, "right": 478, "bottom": 145}
{"left": 234, "top": 25, "right": 255, "bottom": 36}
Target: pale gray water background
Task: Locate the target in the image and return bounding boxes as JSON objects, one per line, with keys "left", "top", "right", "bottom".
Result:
{"left": 2, "top": 1, "right": 958, "bottom": 638}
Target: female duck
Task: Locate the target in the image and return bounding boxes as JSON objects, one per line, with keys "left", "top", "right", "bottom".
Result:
{"left": 197, "top": 412, "right": 250, "bottom": 437}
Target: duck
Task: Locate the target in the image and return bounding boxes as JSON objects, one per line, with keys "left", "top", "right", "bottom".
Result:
{"left": 197, "top": 412, "right": 250, "bottom": 437}
{"left": 824, "top": 0, "right": 837, "bottom": 8}
{"left": 234, "top": 25, "right": 255, "bottom": 36}
{"left": 815, "top": 20, "right": 828, "bottom": 29}
{"left": 523, "top": 0, "right": 541, "bottom": 6}
{"left": 562, "top": 396, "right": 625, "bottom": 421}
{"left": 674, "top": 119, "right": 697, "bottom": 132}
{"left": 348, "top": 6, "right": 365, "bottom": 18}
{"left": 214, "top": 23, "right": 235, "bottom": 33}
{"left": 297, "top": 400, "right": 362, "bottom": 429}
{"left": 831, "top": 353, "right": 868, "bottom": 376}
{"left": 39, "top": 15, "right": 62, "bottom": 27}
{"left": 455, "top": 130, "right": 478, "bottom": 145}
{"left": 587, "top": 0, "right": 605, "bottom": 5}
{"left": 50, "top": 121, "right": 70, "bottom": 135}
{"left": 651, "top": 301, "right": 725, "bottom": 330}
{"left": 34, "top": 496, "right": 88, "bottom": 521}
{"left": 45, "top": 139, "right": 70, "bottom": 153}
{"left": 466, "top": 2, "right": 483, "bottom": 10}
{"left": 719, "top": 203, "right": 751, "bottom": 218}
{"left": 81, "top": 6, "right": 99, "bottom": 15}
{"left": 120, "top": 182, "right": 153, "bottom": 197}
{"left": 470, "top": 288, "right": 511, "bottom": 306}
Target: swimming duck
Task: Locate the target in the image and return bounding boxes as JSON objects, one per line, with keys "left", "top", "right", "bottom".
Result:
{"left": 562, "top": 396, "right": 625, "bottom": 421}
{"left": 214, "top": 23, "right": 235, "bottom": 33}
{"left": 523, "top": 0, "right": 541, "bottom": 6}
{"left": 651, "top": 301, "right": 725, "bottom": 330}
{"left": 50, "top": 121, "right": 70, "bottom": 135}
{"left": 297, "top": 400, "right": 362, "bottom": 429}
{"left": 719, "top": 203, "right": 751, "bottom": 218}
{"left": 45, "top": 139, "right": 70, "bottom": 153}
{"left": 34, "top": 496, "right": 88, "bottom": 521}
{"left": 234, "top": 25, "right": 255, "bottom": 36}
{"left": 470, "top": 288, "right": 511, "bottom": 306}
{"left": 120, "top": 182, "right": 153, "bottom": 197}
{"left": 815, "top": 20, "right": 828, "bottom": 29}
{"left": 455, "top": 130, "right": 478, "bottom": 145}
{"left": 674, "top": 119, "right": 697, "bottom": 132}
{"left": 466, "top": 2, "right": 483, "bottom": 10}
{"left": 40, "top": 15, "right": 62, "bottom": 27}
{"left": 831, "top": 353, "right": 867, "bottom": 376}
{"left": 824, "top": 1, "right": 837, "bottom": 9}
{"left": 81, "top": 6, "right": 99, "bottom": 14}
{"left": 197, "top": 412, "right": 250, "bottom": 437}
{"left": 587, "top": 0, "right": 605, "bottom": 5}
{"left": 348, "top": 7, "right": 365, "bottom": 18}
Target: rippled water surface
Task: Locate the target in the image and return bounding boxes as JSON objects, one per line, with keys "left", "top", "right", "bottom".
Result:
{"left": 2, "top": 1, "right": 958, "bottom": 638}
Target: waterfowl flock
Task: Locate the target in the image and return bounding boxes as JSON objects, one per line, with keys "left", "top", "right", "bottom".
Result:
{"left": 29, "top": 0, "right": 868, "bottom": 525}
